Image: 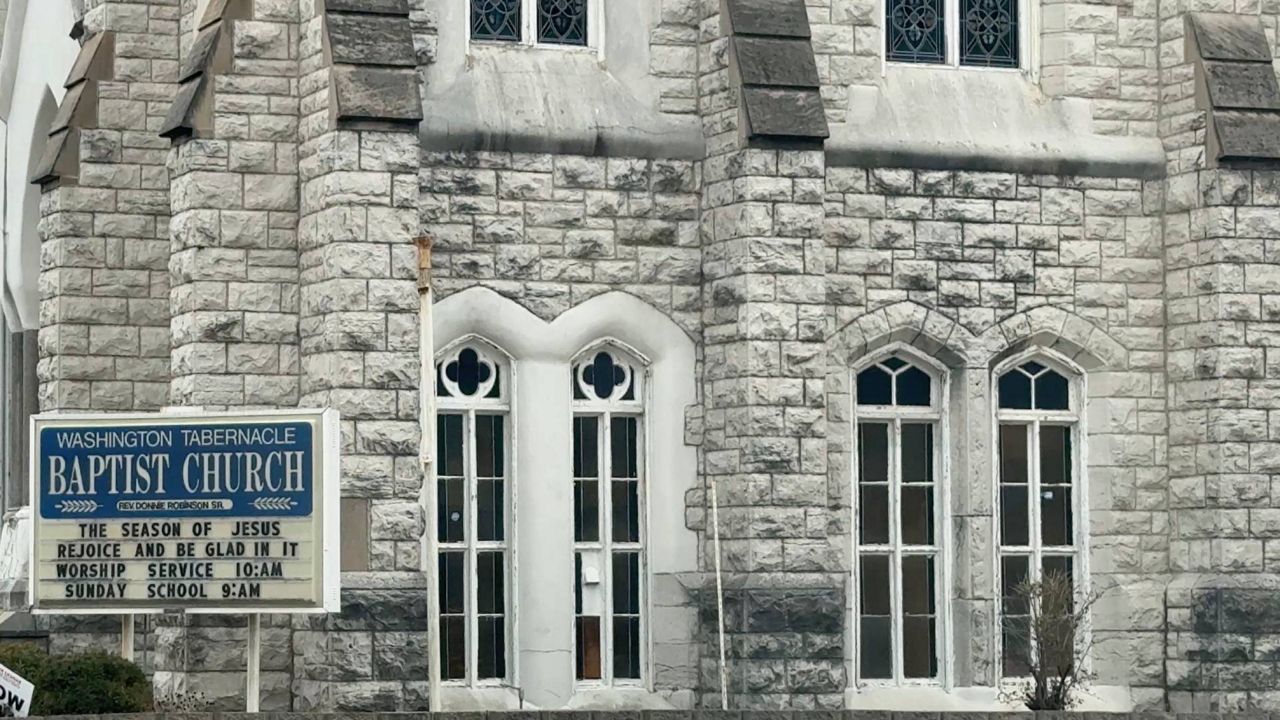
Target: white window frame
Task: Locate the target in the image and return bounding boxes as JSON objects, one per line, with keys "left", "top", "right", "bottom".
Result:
{"left": 570, "top": 339, "right": 649, "bottom": 688}
{"left": 850, "top": 344, "right": 953, "bottom": 689}
{"left": 991, "top": 347, "right": 1089, "bottom": 681}
{"left": 880, "top": 0, "right": 1037, "bottom": 75}
{"left": 433, "top": 337, "right": 517, "bottom": 689}
{"left": 466, "top": 0, "right": 605, "bottom": 56}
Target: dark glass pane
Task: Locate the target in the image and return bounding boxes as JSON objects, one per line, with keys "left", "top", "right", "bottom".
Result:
{"left": 612, "top": 552, "right": 642, "bottom": 615}
{"left": 857, "top": 367, "right": 892, "bottom": 405}
{"left": 478, "top": 616, "right": 507, "bottom": 679}
{"left": 897, "top": 366, "right": 932, "bottom": 406}
{"left": 436, "top": 364, "right": 449, "bottom": 398}
{"left": 860, "top": 485, "right": 890, "bottom": 544}
{"left": 1035, "top": 370, "right": 1069, "bottom": 410}
{"left": 901, "top": 486, "right": 934, "bottom": 545}
{"left": 999, "top": 371, "right": 1032, "bottom": 409}
{"left": 860, "top": 616, "right": 892, "bottom": 679}
{"left": 574, "top": 416, "right": 599, "bottom": 478}
{"left": 960, "top": 0, "right": 1019, "bottom": 67}
{"left": 437, "top": 414, "right": 464, "bottom": 477}
{"left": 901, "top": 423, "right": 933, "bottom": 483}
{"left": 477, "top": 551, "right": 505, "bottom": 614}
{"left": 445, "top": 347, "right": 494, "bottom": 396}
{"left": 1002, "top": 614, "right": 1031, "bottom": 676}
{"left": 439, "top": 477, "right": 465, "bottom": 543}
{"left": 1042, "top": 487, "right": 1073, "bottom": 547}
{"left": 576, "top": 616, "right": 602, "bottom": 680}
{"left": 903, "top": 615, "right": 938, "bottom": 678}
{"left": 613, "top": 617, "right": 642, "bottom": 679}
{"left": 1022, "top": 361, "right": 1046, "bottom": 374}
{"left": 902, "top": 555, "right": 936, "bottom": 615}
{"left": 476, "top": 414, "right": 504, "bottom": 477}
{"left": 439, "top": 551, "right": 465, "bottom": 613}
{"left": 886, "top": 0, "right": 945, "bottom": 64}
{"left": 582, "top": 352, "right": 626, "bottom": 399}
{"left": 611, "top": 417, "right": 639, "bottom": 478}
{"left": 999, "top": 424, "right": 1028, "bottom": 484}
{"left": 611, "top": 480, "right": 640, "bottom": 543}
{"left": 882, "top": 356, "right": 908, "bottom": 371}
{"left": 538, "top": 0, "right": 588, "bottom": 46}
{"left": 472, "top": 0, "right": 521, "bottom": 41}
{"left": 576, "top": 481, "right": 599, "bottom": 542}
{"left": 1040, "top": 425, "right": 1072, "bottom": 485}
{"left": 858, "top": 423, "right": 889, "bottom": 483}
{"left": 1000, "top": 486, "right": 1029, "bottom": 546}
{"left": 860, "top": 555, "right": 891, "bottom": 615}
{"left": 441, "top": 615, "right": 466, "bottom": 680}
{"left": 478, "top": 479, "right": 504, "bottom": 542}
{"left": 574, "top": 553, "right": 584, "bottom": 613}
{"left": 1001, "top": 555, "right": 1030, "bottom": 614}
{"left": 1043, "top": 555, "right": 1074, "bottom": 584}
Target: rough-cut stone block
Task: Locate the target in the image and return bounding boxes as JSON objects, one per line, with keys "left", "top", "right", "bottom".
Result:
{"left": 331, "top": 66, "right": 422, "bottom": 123}
{"left": 325, "top": 14, "right": 416, "bottom": 67}
{"left": 1203, "top": 60, "right": 1280, "bottom": 110}
{"left": 734, "top": 37, "right": 820, "bottom": 88}
{"left": 326, "top": 0, "right": 410, "bottom": 15}
{"left": 742, "top": 87, "right": 829, "bottom": 139}
{"left": 1215, "top": 110, "right": 1280, "bottom": 160}
{"left": 1190, "top": 13, "right": 1272, "bottom": 62}
{"left": 725, "top": 0, "right": 811, "bottom": 38}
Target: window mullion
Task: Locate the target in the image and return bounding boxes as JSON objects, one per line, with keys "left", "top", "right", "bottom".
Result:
{"left": 601, "top": 410, "right": 614, "bottom": 683}
{"left": 890, "top": 418, "right": 904, "bottom": 684}
{"left": 466, "top": 409, "right": 479, "bottom": 685}
{"left": 1030, "top": 419, "right": 1042, "bottom": 580}
{"left": 525, "top": 0, "right": 536, "bottom": 45}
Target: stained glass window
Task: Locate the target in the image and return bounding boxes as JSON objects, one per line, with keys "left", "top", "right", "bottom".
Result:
{"left": 886, "top": 0, "right": 946, "bottom": 64}
{"left": 538, "top": 0, "right": 588, "bottom": 46}
{"left": 961, "top": 0, "right": 1019, "bottom": 67}
{"left": 472, "top": 0, "right": 521, "bottom": 42}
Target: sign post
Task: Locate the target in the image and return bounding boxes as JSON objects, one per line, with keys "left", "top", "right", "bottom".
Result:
{"left": 28, "top": 409, "right": 340, "bottom": 710}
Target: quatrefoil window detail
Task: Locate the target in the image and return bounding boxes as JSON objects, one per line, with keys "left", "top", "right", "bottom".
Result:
{"left": 438, "top": 346, "right": 502, "bottom": 400}
{"left": 573, "top": 351, "right": 635, "bottom": 402}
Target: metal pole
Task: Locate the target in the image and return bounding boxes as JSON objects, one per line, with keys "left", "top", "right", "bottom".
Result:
{"left": 246, "top": 614, "right": 261, "bottom": 712}
{"left": 120, "top": 615, "right": 134, "bottom": 662}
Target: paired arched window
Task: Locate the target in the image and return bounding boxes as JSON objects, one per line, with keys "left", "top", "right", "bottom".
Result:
{"left": 851, "top": 347, "right": 1086, "bottom": 685}
{"left": 435, "top": 341, "right": 512, "bottom": 683}
{"left": 853, "top": 352, "right": 944, "bottom": 683}
{"left": 571, "top": 345, "right": 645, "bottom": 683}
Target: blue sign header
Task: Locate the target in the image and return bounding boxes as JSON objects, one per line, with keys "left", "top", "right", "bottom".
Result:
{"left": 38, "top": 421, "right": 314, "bottom": 521}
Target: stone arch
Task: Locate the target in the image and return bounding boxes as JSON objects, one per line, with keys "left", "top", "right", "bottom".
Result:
{"left": 976, "top": 305, "right": 1128, "bottom": 371}
{"left": 829, "top": 301, "right": 977, "bottom": 369}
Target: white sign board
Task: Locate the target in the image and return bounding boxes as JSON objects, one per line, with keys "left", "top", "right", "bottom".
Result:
{"left": 29, "top": 410, "right": 339, "bottom": 614}
{"left": 0, "top": 662, "right": 33, "bottom": 717}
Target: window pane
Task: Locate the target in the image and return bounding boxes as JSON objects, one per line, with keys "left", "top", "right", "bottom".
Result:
{"left": 998, "top": 370, "right": 1032, "bottom": 409}
{"left": 860, "top": 485, "right": 890, "bottom": 544}
{"left": 576, "top": 617, "right": 602, "bottom": 680}
{"left": 476, "top": 414, "right": 504, "bottom": 478}
{"left": 441, "top": 615, "right": 467, "bottom": 680}
{"left": 857, "top": 366, "right": 892, "bottom": 406}
{"left": 901, "top": 423, "right": 933, "bottom": 483}
{"left": 903, "top": 615, "right": 938, "bottom": 678}
{"left": 1000, "top": 486, "right": 1029, "bottom": 546}
{"left": 959, "top": 0, "right": 1019, "bottom": 68}
{"left": 472, "top": 0, "right": 521, "bottom": 41}
{"left": 574, "top": 416, "right": 599, "bottom": 478}
{"left": 574, "top": 416, "right": 600, "bottom": 542}
{"left": 902, "top": 555, "right": 936, "bottom": 615}
{"left": 1040, "top": 426, "right": 1072, "bottom": 485}
{"left": 1035, "top": 370, "right": 1069, "bottom": 410}
{"left": 478, "top": 479, "right": 504, "bottom": 542}
{"left": 1043, "top": 555, "right": 1074, "bottom": 584}
{"left": 611, "top": 417, "right": 639, "bottom": 478}
{"left": 901, "top": 486, "right": 934, "bottom": 545}
{"left": 611, "top": 480, "right": 640, "bottom": 543}
{"left": 858, "top": 423, "right": 889, "bottom": 483}
{"left": 575, "top": 481, "right": 600, "bottom": 542}
{"left": 477, "top": 551, "right": 505, "bottom": 614}
{"left": 886, "top": 0, "right": 946, "bottom": 64}
{"left": 1001, "top": 555, "right": 1029, "bottom": 614}
{"left": 1041, "top": 486, "right": 1072, "bottom": 547}
{"left": 439, "top": 551, "right": 465, "bottom": 614}
{"left": 999, "top": 424, "right": 1029, "bottom": 545}
{"left": 1001, "top": 554, "right": 1032, "bottom": 677}
{"left": 478, "top": 616, "right": 506, "bottom": 679}
{"left": 897, "top": 366, "right": 932, "bottom": 406}
{"left": 612, "top": 551, "right": 641, "bottom": 615}
{"left": 999, "top": 424, "right": 1028, "bottom": 484}
{"left": 613, "top": 617, "right": 642, "bottom": 679}
{"left": 860, "top": 554, "right": 891, "bottom": 615}
{"left": 538, "top": 0, "right": 588, "bottom": 45}
{"left": 437, "top": 414, "right": 464, "bottom": 477}
{"left": 439, "top": 477, "right": 465, "bottom": 543}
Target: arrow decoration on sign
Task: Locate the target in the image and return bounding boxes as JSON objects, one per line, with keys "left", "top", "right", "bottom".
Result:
{"left": 54, "top": 500, "right": 100, "bottom": 513}
{"left": 251, "top": 497, "right": 296, "bottom": 511}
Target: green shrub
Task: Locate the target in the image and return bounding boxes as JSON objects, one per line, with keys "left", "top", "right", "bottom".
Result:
{"left": 0, "top": 644, "right": 152, "bottom": 715}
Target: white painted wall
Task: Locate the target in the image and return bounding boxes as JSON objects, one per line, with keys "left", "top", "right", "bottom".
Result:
{"left": 0, "top": 0, "right": 78, "bottom": 332}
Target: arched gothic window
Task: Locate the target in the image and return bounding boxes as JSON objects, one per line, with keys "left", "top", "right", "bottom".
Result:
{"left": 571, "top": 344, "right": 645, "bottom": 683}
{"left": 435, "top": 340, "right": 511, "bottom": 684}
{"left": 995, "top": 355, "right": 1082, "bottom": 677}
{"left": 853, "top": 351, "right": 944, "bottom": 683}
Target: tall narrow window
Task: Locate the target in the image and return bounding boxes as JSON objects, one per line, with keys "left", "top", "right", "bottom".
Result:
{"left": 853, "top": 353, "right": 943, "bottom": 683}
{"left": 436, "top": 342, "right": 511, "bottom": 683}
{"left": 470, "top": 0, "right": 591, "bottom": 47}
{"left": 996, "top": 358, "right": 1079, "bottom": 677}
{"left": 572, "top": 346, "right": 644, "bottom": 683}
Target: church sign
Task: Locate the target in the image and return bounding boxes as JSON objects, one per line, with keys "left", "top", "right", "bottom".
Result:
{"left": 29, "top": 410, "right": 339, "bottom": 614}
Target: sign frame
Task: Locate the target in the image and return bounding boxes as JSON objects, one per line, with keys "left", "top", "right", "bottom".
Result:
{"left": 28, "top": 408, "right": 340, "bottom": 615}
